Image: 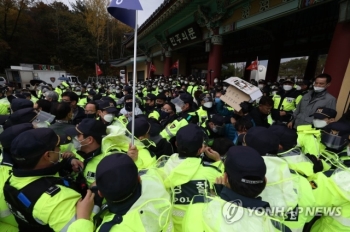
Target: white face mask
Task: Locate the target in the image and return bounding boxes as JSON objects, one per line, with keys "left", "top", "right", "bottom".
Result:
{"left": 184, "top": 81, "right": 188, "bottom": 84}
{"left": 313, "top": 119, "right": 328, "bottom": 128}
{"left": 223, "top": 86, "right": 227, "bottom": 90}
{"left": 73, "top": 137, "right": 88, "bottom": 151}
{"left": 175, "top": 105, "right": 182, "bottom": 113}
{"left": 314, "top": 86, "right": 325, "bottom": 92}
{"left": 214, "top": 80, "right": 218, "bottom": 83}
{"left": 203, "top": 102, "right": 213, "bottom": 108}
{"left": 347, "top": 146, "right": 350, "bottom": 156}
{"left": 169, "top": 78, "right": 172, "bottom": 81}
{"left": 161, "top": 83, "right": 165, "bottom": 86}
{"left": 49, "top": 151, "right": 61, "bottom": 165}
{"left": 272, "top": 91, "right": 277, "bottom": 95}
{"left": 283, "top": 85, "right": 293, "bottom": 91}
{"left": 76, "top": 92, "right": 81, "bottom": 95}
{"left": 103, "top": 113, "right": 114, "bottom": 123}
{"left": 258, "top": 84, "right": 264, "bottom": 89}
{"left": 116, "top": 90, "right": 121, "bottom": 93}
{"left": 295, "top": 85, "right": 301, "bottom": 90}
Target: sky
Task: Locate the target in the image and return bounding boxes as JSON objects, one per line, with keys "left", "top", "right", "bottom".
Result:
{"left": 55, "top": 0, "right": 298, "bottom": 65}
{"left": 57, "top": 0, "right": 164, "bottom": 25}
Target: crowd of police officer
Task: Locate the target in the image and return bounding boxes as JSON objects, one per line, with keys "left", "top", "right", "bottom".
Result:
{"left": 0, "top": 72, "right": 350, "bottom": 232}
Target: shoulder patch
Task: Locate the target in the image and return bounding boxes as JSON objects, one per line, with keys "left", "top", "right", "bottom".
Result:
{"left": 45, "top": 185, "right": 60, "bottom": 197}
{"left": 87, "top": 171, "right": 96, "bottom": 180}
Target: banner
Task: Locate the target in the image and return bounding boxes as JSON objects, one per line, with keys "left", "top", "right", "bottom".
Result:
{"left": 246, "top": 59, "right": 258, "bottom": 70}
{"left": 171, "top": 60, "right": 179, "bottom": 69}
{"left": 95, "top": 63, "right": 103, "bottom": 76}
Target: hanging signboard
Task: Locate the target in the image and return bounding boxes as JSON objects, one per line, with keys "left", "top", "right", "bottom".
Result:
{"left": 166, "top": 23, "right": 202, "bottom": 49}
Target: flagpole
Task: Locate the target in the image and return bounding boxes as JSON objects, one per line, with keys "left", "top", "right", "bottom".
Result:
{"left": 131, "top": 11, "right": 138, "bottom": 146}
{"left": 177, "top": 60, "right": 179, "bottom": 78}
{"left": 256, "top": 56, "right": 259, "bottom": 81}
{"left": 95, "top": 63, "right": 98, "bottom": 82}
{"left": 148, "top": 61, "right": 152, "bottom": 78}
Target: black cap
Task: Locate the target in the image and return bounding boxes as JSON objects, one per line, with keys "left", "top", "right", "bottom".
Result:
{"left": 321, "top": 122, "right": 350, "bottom": 150}
{"left": 176, "top": 124, "right": 204, "bottom": 155}
{"left": 211, "top": 114, "right": 225, "bottom": 126}
{"left": 126, "top": 117, "right": 150, "bottom": 138}
{"left": 97, "top": 100, "right": 117, "bottom": 114}
{"left": 179, "top": 93, "right": 193, "bottom": 104}
{"left": 4, "top": 108, "right": 38, "bottom": 129}
{"left": 258, "top": 79, "right": 266, "bottom": 84}
{"left": 88, "top": 89, "right": 96, "bottom": 96}
{"left": 144, "top": 93, "right": 156, "bottom": 101}
{"left": 124, "top": 94, "right": 133, "bottom": 102}
{"left": 313, "top": 108, "right": 337, "bottom": 119}
{"left": 268, "top": 124, "right": 298, "bottom": 150}
{"left": 156, "top": 93, "right": 167, "bottom": 101}
{"left": 11, "top": 128, "right": 71, "bottom": 162}
{"left": 123, "top": 86, "right": 132, "bottom": 92}
{"left": 148, "top": 121, "right": 162, "bottom": 137}
{"left": 96, "top": 153, "right": 141, "bottom": 203}
{"left": 323, "top": 122, "right": 350, "bottom": 138}
{"left": 283, "top": 78, "right": 295, "bottom": 84}
{"left": 301, "top": 79, "right": 311, "bottom": 86}
{"left": 65, "top": 118, "right": 106, "bottom": 138}
{"left": 238, "top": 127, "right": 279, "bottom": 156}
{"left": 101, "top": 97, "right": 116, "bottom": 107}
{"left": 11, "top": 98, "right": 33, "bottom": 112}
{"left": 199, "top": 93, "right": 213, "bottom": 102}
{"left": 0, "top": 123, "right": 34, "bottom": 149}
{"left": 225, "top": 146, "right": 266, "bottom": 184}
{"left": 14, "top": 94, "right": 26, "bottom": 99}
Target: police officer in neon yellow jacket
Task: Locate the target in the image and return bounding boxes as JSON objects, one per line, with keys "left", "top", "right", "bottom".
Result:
{"left": 143, "top": 93, "right": 160, "bottom": 120}
{"left": 186, "top": 78, "right": 198, "bottom": 97}
{"left": 68, "top": 154, "right": 173, "bottom": 232}
{"left": 196, "top": 93, "right": 215, "bottom": 127}
{"left": 0, "top": 123, "right": 34, "bottom": 232}
{"left": 183, "top": 146, "right": 288, "bottom": 232}
{"left": 272, "top": 78, "right": 302, "bottom": 123}
{"left": 4, "top": 128, "right": 89, "bottom": 231}
{"left": 158, "top": 124, "right": 224, "bottom": 231}
{"left": 0, "top": 87, "right": 10, "bottom": 115}
{"left": 297, "top": 108, "right": 336, "bottom": 157}
{"left": 65, "top": 119, "right": 108, "bottom": 188}
{"left": 318, "top": 122, "right": 350, "bottom": 172}
{"left": 241, "top": 126, "right": 316, "bottom": 230}
{"left": 126, "top": 117, "right": 157, "bottom": 169}
{"left": 160, "top": 93, "right": 199, "bottom": 141}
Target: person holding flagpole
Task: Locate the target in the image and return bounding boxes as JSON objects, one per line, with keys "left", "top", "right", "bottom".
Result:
{"left": 64, "top": 1, "right": 174, "bottom": 231}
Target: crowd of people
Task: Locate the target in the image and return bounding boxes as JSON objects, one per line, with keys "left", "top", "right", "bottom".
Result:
{"left": 0, "top": 72, "right": 350, "bottom": 232}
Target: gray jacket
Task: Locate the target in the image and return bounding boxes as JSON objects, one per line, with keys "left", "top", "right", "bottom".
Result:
{"left": 293, "top": 90, "right": 336, "bottom": 128}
